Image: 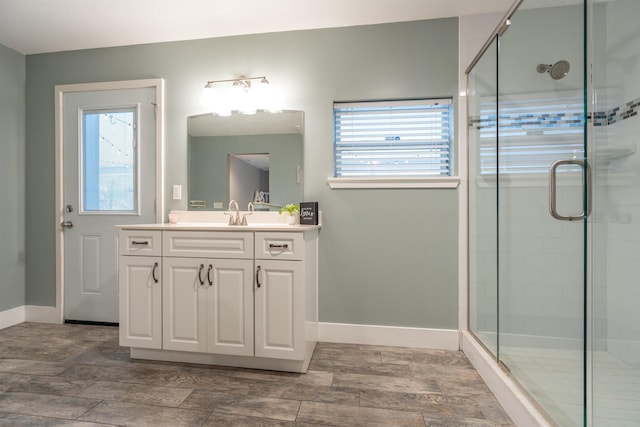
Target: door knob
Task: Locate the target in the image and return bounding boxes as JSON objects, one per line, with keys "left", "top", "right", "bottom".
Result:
{"left": 61, "top": 221, "right": 74, "bottom": 229}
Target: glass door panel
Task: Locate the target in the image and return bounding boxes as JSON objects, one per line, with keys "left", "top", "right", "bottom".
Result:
{"left": 468, "top": 37, "right": 499, "bottom": 357}
{"left": 590, "top": 0, "right": 640, "bottom": 425}
{"left": 497, "top": 1, "right": 586, "bottom": 425}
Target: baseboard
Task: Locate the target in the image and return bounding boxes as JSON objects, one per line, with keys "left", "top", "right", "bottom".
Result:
{"left": 0, "top": 306, "right": 26, "bottom": 330}
{"left": 25, "top": 305, "right": 61, "bottom": 324}
{"left": 318, "top": 322, "right": 459, "bottom": 350}
{"left": 461, "top": 331, "right": 552, "bottom": 427}
{"left": 0, "top": 305, "right": 62, "bottom": 330}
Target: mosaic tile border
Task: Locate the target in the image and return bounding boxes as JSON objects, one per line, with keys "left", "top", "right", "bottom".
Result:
{"left": 591, "top": 96, "right": 640, "bottom": 126}
{"left": 469, "top": 96, "right": 640, "bottom": 130}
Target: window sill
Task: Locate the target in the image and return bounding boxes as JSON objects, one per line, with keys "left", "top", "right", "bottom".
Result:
{"left": 327, "top": 176, "right": 460, "bottom": 189}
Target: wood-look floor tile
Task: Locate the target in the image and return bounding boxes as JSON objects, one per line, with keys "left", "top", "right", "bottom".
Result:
{"left": 194, "top": 374, "right": 360, "bottom": 406}
{"left": 360, "top": 389, "right": 486, "bottom": 419}
{"left": 0, "top": 336, "right": 98, "bottom": 363}
{"left": 65, "top": 342, "right": 132, "bottom": 365}
{"left": 202, "top": 412, "right": 298, "bottom": 426}
{"left": 423, "top": 415, "right": 503, "bottom": 426}
{"left": 78, "top": 401, "right": 209, "bottom": 426}
{"left": 474, "top": 398, "right": 513, "bottom": 424}
{"left": 0, "top": 323, "right": 513, "bottom": 426}
{"left": 0, "top": 411, "right": 115, "bottom": 426}
{"left": 382, "top": 349, "right": 472, "bottom": 367}
{"left": 231, "top": 368, "right": 334, "bottom": 387}
{"left": 436, "top": 375, "right": 493, "bottom": 398}
{"left": 62, "top": 362, "right": 229, "bottom": 390}
{"left": 310, "top": 356, "right": 412, "bottom": 377}
{"left": 180, "top": 389, "right": 301, "bottom": 421}
{"left": 0, "top": 359, "right": 70, "bottom": 376}
{"left": 311, "top": 347, "right": 382, "bottom": 365}
{"left": 0, "top": 372, "right": 94, "bottom": 396}
{"left": 77, "top": 380, "right": 193, "bottom": 407}
{"left": 332, "top": 372, "right": 440, "bottom": 394}
{"left": 0, "top": 392, "right": 100, "bottom": 419}
{"left": 297, "top": 401, "right": 424, "bottom": 427}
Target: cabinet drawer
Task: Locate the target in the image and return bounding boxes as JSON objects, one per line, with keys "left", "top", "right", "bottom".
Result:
{"left": 255, "top": 232, "right": 304, "bottom": 261}
{"left": 164, "top": 231, "right": 253, "bottom": 259}
{"left": 119, "top": 230, "right": 162, "bottom": 256}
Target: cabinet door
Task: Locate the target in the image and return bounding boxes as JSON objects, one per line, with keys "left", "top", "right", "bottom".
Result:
{"left": 254, "top": 260, "right": 304, "bottom": 360}
{"left": 206, "top": 259, "right": 254, "bottom": 356}
{"left": 119, "top": 256, "right": 162, "bottom": 349}
{"left": 163, "top": 257, "right": 207, "bottom": 352}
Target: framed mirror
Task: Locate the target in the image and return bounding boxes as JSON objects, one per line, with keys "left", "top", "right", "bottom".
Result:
{"left": 187, "top": 110, "right": 303, "bottom": 211}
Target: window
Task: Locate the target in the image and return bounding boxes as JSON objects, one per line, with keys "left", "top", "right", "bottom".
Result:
{"left": 82, "top": 109, "right": 137, "bottom": 212}
{"left": 333, "top": 99, "right": 454, "bottom": 181}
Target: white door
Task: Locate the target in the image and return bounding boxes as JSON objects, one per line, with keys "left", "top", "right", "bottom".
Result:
{"left": 62, "top": 87, "right": 157, "bottom": 323}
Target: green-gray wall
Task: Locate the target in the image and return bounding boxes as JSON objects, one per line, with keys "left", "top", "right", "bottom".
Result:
{"left": 25, "top": 19, "right": 459, "bottom": 329}
{"left": 0, "top": 43, "right": 26, "bottom": 311}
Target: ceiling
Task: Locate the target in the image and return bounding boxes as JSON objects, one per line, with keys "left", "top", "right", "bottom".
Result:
{"left": 0, "top": 0, "right": 514, "bottom": 55}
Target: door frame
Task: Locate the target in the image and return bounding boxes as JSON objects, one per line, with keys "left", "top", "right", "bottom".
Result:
{"left": 54, "top": 79, "right": 164, "bottom": 324}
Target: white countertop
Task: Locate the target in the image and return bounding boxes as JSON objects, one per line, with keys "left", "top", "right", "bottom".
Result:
{"left": 116, "top": 210, "right": 321, "bottom": 232}
{"left": 116, "top": 222, "right": 321, "bottom": 232}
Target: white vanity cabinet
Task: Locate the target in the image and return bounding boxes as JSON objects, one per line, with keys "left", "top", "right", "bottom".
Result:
{"left": 162, "top": 231, "right": 254, "bottom": 356}
{"left": 118, "top": 230, "right": 162, "bottom": 349}
{"left": 117, "top": 223, "right": 319, "bottom": 373}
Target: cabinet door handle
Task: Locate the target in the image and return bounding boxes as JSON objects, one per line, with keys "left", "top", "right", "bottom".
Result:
{"left": 198, "top": 264, "right": 205, "bottom": 286}
{"left": 256, "top": 265, "right": 262, "bottom": 288}
{"left": 131, "top": 240, "right": 149, "bottom": 246}
{"left": 152, "top": 262, "right": 159, "bottom": 284}
{"left": 269, "top": 243, "right": 288, "bottom": 249}
{"left": 207, "top": 264, "right": 213, "bottom": 286}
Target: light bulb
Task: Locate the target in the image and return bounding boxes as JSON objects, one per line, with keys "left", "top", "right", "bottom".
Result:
{"left": 254, "top": 78, "right": 282, "bottom": 113}
{"left": 200, "top": 83, "right": 215, "bottom": 107}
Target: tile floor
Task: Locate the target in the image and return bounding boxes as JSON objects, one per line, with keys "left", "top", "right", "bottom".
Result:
{"left": 0, "top": 322, "right": 514, "bottom": 426}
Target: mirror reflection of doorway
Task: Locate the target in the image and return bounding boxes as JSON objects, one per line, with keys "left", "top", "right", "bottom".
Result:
{"left": 228, "top": 153, "right": 269, "bottom": 209}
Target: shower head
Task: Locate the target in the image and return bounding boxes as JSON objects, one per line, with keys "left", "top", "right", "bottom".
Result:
{"left": 536, "top": 60, "right": 570, "bottom": 80}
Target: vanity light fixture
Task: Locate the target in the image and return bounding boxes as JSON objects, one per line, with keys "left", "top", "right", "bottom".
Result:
{"left": 201, "top": 76, "right": 282, "bottom": 116}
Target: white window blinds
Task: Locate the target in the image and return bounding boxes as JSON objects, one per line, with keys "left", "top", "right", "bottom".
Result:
{"left": 334, "top": 99, "right": 454, "bottom": 177}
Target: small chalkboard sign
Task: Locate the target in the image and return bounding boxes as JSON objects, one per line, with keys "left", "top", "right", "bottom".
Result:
{"left": 299, "top": 202, "right": 319, "bottom": 225}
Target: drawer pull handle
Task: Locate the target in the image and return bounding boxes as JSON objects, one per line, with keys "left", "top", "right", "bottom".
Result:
{"left": 269, "top": 243, "right": 289, "bottom": 249}
{"left": 131, "top": 241, "right": 149, "bottom": 246}
{"left": 152, "top": 262, "right": 159, "bottom": 284}
{"left": 198, "top": 264, "right": 205, "bottom": 286}
{"left": 207, "top": 264, "right": 213, "bottom": 286}
{"left": 256, "top": 265, "right": 262, "bottom": 288}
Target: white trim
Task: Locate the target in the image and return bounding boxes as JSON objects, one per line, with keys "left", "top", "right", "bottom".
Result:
{"left": 54, "top": 79, "right": 165, "bottom": 324}
{"left": 0, "top": 306, "right": 26, "bottom": 330}
{"left": 318, "top": 322, "right": 459, "bottom": 350}
{"left": 462, "top": 331, "right": 552, "bottom": 427}
{"left": 327, "top": 176, "right": 460, "bottom": 189}
{"left": 25, "top": 305, "right": 61, "bottom": 324}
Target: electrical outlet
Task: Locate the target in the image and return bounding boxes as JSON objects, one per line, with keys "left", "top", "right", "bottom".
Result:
{"left": 172, "top": 185, "right": 182, "bottom": 200}
{"left": 213, "top": 202, "right": 223, "bottom": 209}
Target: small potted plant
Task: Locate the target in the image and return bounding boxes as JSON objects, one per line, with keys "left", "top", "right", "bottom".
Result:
{"left": 279, "top": 203, "right": 299, "bottom": 225}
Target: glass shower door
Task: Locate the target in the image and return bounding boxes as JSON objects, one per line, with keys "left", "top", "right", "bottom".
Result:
{"left": 468, "top": 36, "right": 499, "bottom": 358}
{"left": 497, "top": 2, "right": 586, "bottom": 426}
{"left": 590, "top": 0, "right": 640, "bottom": 425}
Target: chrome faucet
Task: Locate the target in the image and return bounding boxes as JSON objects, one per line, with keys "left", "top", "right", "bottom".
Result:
{"left": 225, "top": 200, "right": 240, "bottom": 225}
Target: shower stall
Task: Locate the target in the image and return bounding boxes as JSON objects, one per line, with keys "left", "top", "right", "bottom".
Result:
{"left": 466, "top": 0, "right": 640, "bottom": 425}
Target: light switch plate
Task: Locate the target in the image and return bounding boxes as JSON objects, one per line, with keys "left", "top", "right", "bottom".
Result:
{"left": 172, "top": 185, "right": 182, "bottom": 200}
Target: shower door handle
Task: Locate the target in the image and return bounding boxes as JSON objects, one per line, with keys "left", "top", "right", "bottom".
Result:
{"left": 549, "top": 159, "right": 591, "bottom": 221}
